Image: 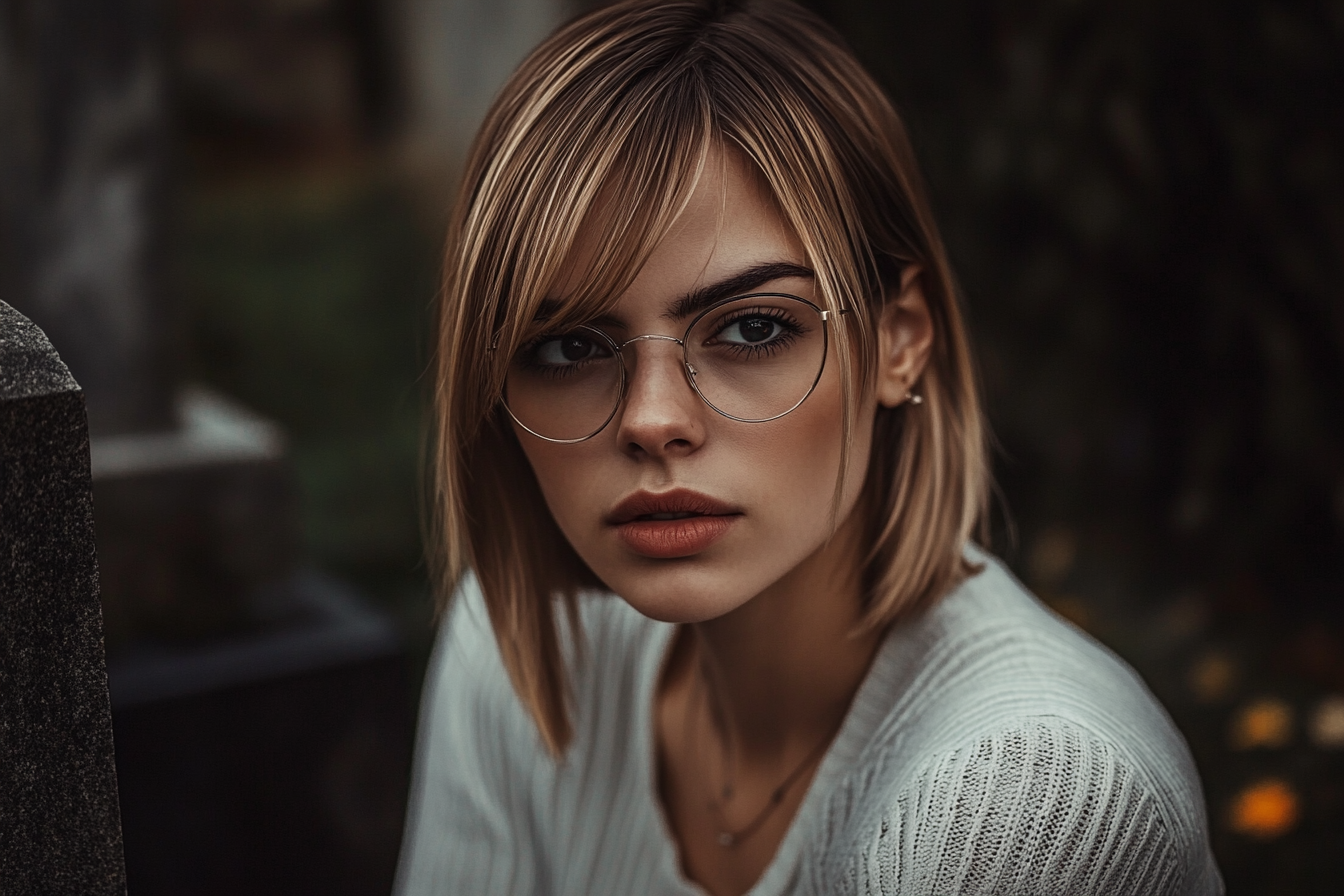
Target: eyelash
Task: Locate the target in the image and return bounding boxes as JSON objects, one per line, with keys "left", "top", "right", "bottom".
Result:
{"left": 705, "top": 307, "right": 808, "bottom": 358}
{"left": 516, "top": 333, "right": 610, "bottom": 380}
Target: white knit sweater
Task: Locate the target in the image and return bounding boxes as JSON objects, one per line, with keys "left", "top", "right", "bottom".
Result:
{"left": 395, "top": 549, "right": 1224, "bottom": 895}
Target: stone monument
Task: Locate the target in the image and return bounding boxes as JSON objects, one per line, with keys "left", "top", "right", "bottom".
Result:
{"left": 0, "top": 301, "right": 127, "bottom": 896}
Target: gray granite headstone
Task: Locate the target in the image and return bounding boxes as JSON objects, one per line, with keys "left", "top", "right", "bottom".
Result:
{"left": 0, "top": 301, "right": 127, "bottom": 896}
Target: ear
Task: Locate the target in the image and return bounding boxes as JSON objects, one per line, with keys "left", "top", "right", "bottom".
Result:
{"left": 875, "top": 264, "right": 934, "bottom": 408}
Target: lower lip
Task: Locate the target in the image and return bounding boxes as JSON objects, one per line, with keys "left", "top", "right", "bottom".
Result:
{"left": 616, "top": 515, "right": 738, "bottom": 559}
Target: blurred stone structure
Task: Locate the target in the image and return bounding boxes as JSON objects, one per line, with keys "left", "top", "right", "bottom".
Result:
{"left": 0, "top": 302, "right": 126, "bottom": 896}
{"left": 395, "top": 0, "right": 567, "bottom": 188}
{"left": 0, "top": 0, "right": 299, "bottom": 650}
{"left": 172, "top": 0, "right": 398, "bottom": 166}
{"left": 0, "top": 0, "right": 175, "bottom": 438}
{"left": 90, "top": 388, "right": 299, "bottom": 646}
{"left": 109, "top": 568, "right": 410, "bottom": 896}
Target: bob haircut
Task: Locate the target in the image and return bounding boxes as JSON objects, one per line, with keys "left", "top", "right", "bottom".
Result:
{"left": 432, "top": 0, "right": 989, "bottom": 754}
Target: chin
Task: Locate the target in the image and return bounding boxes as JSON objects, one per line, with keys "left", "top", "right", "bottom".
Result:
{"left": 626, "top": 599, "right": 729, "bottom": 625}
{"left": 604, "top": 567, "right": 753, "bottom": 624}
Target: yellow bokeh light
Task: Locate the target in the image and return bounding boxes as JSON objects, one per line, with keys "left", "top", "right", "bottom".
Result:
{"left": 1228, "top": 778, "right": 1299, "bottom": 840}
{"left": 1229, "top": 698, "right": 1294, "bottom": 750}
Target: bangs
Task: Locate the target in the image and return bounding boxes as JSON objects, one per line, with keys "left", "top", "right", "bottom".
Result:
{"left": 465, "top": 65, "right": 717, "bottom": 397}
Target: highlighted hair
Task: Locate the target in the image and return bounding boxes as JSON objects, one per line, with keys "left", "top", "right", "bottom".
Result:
{"left": 432, "top": 0, "right": 988, "bottom": 754}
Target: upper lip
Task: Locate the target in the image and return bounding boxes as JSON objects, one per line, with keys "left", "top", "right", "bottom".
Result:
{"left": 606, "top": 488, "right": 741, "bottom": 525}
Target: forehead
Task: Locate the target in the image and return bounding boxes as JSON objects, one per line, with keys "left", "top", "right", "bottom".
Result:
{"left": 547, "top": 147, "right": 807, "bottom": 321}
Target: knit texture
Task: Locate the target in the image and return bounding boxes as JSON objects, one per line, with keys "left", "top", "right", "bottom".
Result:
{"left": 395, "top": 549, "right": 1223, "bottom": 895}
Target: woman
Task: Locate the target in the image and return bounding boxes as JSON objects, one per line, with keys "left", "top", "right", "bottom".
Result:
{"left": 396, "top": 1, "right": 1223, "bottom": 893}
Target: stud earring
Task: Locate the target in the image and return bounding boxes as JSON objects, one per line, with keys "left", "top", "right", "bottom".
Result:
{"left": 905, "top": 390, "right": 923, "bottom": 405}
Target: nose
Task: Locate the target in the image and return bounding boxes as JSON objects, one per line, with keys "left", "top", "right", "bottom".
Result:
{"left": 614, "top": 337, "right": 705, "bottom": 459}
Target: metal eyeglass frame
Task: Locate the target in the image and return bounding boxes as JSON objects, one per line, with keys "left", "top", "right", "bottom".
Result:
{"left": 503, "top": 292, "right": 848, "bottom": 444}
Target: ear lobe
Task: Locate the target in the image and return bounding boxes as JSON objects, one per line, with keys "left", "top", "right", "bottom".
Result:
{"left": 875, "top": 264, "right": 935, "bottom": 408}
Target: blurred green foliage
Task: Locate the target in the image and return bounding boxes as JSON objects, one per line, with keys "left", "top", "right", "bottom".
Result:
{"left": 179, "top": 174, "right": 435, "bottom": 599}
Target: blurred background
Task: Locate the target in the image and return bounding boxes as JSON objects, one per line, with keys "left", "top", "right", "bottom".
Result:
{"left": 0, "top": 0, "right": 1340, "bottom": 893}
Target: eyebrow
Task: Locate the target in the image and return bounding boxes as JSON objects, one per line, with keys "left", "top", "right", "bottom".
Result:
{"left": 534, "top": 261, "right": 814, "bottom": 327}
{"left": 663, "top": 262, "right": 815, "bottom": 321}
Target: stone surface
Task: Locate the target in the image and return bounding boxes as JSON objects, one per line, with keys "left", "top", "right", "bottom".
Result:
{"left": 0, "top": 301, "right": 127, "bottom": 896}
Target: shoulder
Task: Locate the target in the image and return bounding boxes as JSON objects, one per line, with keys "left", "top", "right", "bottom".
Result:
{"left": 422, "top": 574, "right": 661, "bottom": 761}
{"left": 825, "top": 716, "right": 1221, "bottom": 896}
{"left": 883, "top": 549, "right": 1199, "bottom": 779}
{"left": 395, "top": 575, "right": 550, "bottom": 895}
{"left": 809, "top": 550, "right": 1222, "bottom": 895}
{"left": 398, "top": 576, "right": 666, "bottom": 894}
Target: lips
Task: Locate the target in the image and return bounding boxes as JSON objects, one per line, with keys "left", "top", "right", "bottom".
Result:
{"left": 607, "top": 488, "right": 741, "bottom": 558}
{"left": 606, "top": 488, "right": 739, "bottom": 525}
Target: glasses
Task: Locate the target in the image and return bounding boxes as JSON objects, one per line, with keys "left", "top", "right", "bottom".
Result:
{"left": 503, "top": 293, "right": 842, "bottom": 443}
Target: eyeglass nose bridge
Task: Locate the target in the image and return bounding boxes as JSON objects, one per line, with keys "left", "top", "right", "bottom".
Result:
{"left": 612, "top": 331, "right": 704, "bottom": 397}
{"left": 615, "top": 332, "right": 684, "bottom": 351}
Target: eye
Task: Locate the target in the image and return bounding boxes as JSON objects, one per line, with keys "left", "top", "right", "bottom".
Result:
{"left": 717, "top": 316, "right": 784, "bottom": 345}
{"left": 531, "top": 332, "right": 610, "bottom": 366}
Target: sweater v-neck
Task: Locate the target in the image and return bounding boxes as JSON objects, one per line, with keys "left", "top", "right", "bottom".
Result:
{"left": 634, "top": 599, "right": 928, "bottom": 896}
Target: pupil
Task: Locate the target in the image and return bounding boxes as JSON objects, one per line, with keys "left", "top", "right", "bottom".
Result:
{"left": 561, "top": 335, "right": 591, "bottom": 361}
{"left": 738, "top": 319, "right": 773, "bottom": 343}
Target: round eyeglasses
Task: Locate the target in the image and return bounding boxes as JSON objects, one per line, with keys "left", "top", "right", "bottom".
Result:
{"left": 503, "top": 293, "right": 842, "bottom": 443}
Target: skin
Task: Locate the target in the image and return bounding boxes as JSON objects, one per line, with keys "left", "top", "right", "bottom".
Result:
{"left": 514, "top": 150, "right": 933, "bottom": 896}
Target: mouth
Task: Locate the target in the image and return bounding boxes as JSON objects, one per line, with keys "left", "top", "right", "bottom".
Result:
{"left": 607, "top": 489, "right": 742, "bottom": 559}
{"left": 605, "top": 489, "right": 740, "bottom": 526}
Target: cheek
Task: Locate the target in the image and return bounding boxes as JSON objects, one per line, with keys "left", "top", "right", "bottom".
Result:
{"left": 777, "top": 377, "right": 877, "bottom": 524}
{"left": 515, "top": 434, "right": 610, "bottom": 542}
{"left": 731, "top": 377, "right": 858, "bottom": 515}
{"left": 516, "top": 438, "right": 578, "bottom": 521}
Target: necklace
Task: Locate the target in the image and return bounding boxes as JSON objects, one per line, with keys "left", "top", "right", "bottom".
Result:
{"left": 683, "top": 670, "right": 834, "bottom": 849}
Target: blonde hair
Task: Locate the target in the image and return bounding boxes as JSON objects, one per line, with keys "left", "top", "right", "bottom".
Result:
{"left": 432, "top": 0, "right": 988, "bottom": 754}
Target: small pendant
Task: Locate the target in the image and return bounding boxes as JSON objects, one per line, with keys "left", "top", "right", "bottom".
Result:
{"left": 717, "top": 832, "right": 734, "bottom": 848}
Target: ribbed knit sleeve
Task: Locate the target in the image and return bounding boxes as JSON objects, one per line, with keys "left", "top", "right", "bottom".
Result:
{"left": 845, "top": 719, "right": 1193, "bottom": 896}
{"left": 393, "top": 579, "right": 547, "bottom": 896}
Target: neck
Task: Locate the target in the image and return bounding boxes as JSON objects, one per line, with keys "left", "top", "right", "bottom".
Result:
{"left": 686, "top": 508, "right": 883, "bottom": 759}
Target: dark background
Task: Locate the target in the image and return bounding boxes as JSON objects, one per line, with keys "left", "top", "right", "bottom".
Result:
{"left": 810, "top": 3, "right": 1344, "bottom": 892}
{"left": 7, "top": 0, "right": 1341, "bottom": 892}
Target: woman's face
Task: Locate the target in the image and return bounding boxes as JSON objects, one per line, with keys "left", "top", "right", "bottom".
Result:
{"left": 513, "top": 154, "right": 886, "bottom": 623}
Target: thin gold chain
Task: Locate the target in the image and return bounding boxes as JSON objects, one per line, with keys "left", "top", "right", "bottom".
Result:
{"left": 684, "top": 670, "right": 834, "bottom": 848}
